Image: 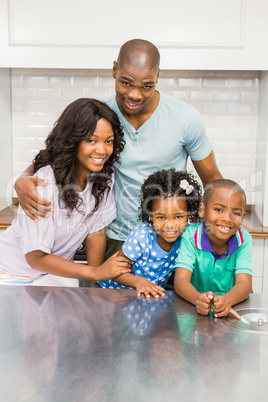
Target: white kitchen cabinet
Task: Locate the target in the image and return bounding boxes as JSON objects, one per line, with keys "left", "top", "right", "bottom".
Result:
{"left": 252, "top": 238, "right": 265, "bottom": 294}
{"left": 32, "top": 275, "right": 79, "bottom": 287}
{"left": 0, "top": 0, "right": 268, "bottom": 70}
{"left": 262, "top": 239, "right": 268, "bottom": 294}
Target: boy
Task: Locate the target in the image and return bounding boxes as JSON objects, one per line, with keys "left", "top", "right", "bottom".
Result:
{"left": 174, "top": 179, "right": 252, "bottom": 319}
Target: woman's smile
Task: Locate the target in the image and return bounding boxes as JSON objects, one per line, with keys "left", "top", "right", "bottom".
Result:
{"left": 76, "top": 118, "right": 114, "bottom": 188}
{"left": 90, "top": 157, "right": 106, "bottom": 164}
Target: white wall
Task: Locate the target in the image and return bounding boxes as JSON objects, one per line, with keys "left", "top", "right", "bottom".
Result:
{"left": 0, "top": 69, "right": 12, "bottom": 210}
{"left": 255, "top": 71, "right": 268, "bottom": 226}
{"left": 11, "top": 68, "right": 259, "bottom": 203}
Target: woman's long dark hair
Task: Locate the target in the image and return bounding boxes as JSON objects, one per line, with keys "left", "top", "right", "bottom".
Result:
{"left": 33, "top": 98, "right": 125, "bottom": 216}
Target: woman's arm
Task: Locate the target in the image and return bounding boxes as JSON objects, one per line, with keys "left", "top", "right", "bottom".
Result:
{"left": 113, "top": 249, "right": 165, "bottom": 299}
{"left": 85, "top": 228, "right": 107, "bottom": 267}
{"left": 82, "top": 228, "right": 107, "bottom": 286}
{"left": 14, "top": 164, "right": 52, "bottom": 221}
{"left": 25, "top": 249, "right": 132, "bottom": 282}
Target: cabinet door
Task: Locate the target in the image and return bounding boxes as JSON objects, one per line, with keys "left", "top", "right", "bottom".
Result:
{"left": 252, "top": 238, "right": 264, "bottom": 294}
{"left": 263, "top": 239, "right": 268, "bottom": 295}
{"left": 1, "top": 0, "right": 268, "bottom": 69}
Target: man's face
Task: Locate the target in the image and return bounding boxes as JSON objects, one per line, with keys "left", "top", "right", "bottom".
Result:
{"left": 113, "top": 61, "right": 159, "bottom": 117}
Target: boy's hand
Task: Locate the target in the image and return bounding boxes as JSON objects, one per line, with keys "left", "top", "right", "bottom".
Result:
{"left": 136, "top": 277, "right": 165, "bottom": 299}
{"left": 195, "top": 291, "right": 214, "bottom": 315}
{"left": 92, "top": 253, "right": 132, "bottom": 281}
{"left": 15, "top": 175, "right": 52, "bottom": 221}
{"left": 211, "top": 295, "right": 241, "bottom": 319}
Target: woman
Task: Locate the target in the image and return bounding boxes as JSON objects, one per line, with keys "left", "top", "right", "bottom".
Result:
{"left": 0, "top": 98, "right": 131, "bottom": 285}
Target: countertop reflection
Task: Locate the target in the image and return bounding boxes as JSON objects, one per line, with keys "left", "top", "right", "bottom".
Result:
{"left": 0, "top": 286, "right": 267, "bottom": 402}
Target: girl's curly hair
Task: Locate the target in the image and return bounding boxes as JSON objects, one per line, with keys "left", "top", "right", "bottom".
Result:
{"left": 33, "top": 98, "right": 125, "bottom": 216}
{"left": 139, "top": 168, "right": 202, "bottom": 223}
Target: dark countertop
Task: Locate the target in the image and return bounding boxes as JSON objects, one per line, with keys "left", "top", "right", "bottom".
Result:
{"left": 0, "top": 286, "right": 268, "bottom": 402}
{"left": 1, "top": 202, "right": 268, "bottom": 238}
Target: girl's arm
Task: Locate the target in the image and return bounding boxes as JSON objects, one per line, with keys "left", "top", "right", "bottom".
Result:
{"left": 174, "top": 268, "right": 213, "bottom": 315}
{"left": 113, "top": 249, "right": 165, "bottom": 299}
{"left": 25, "top": 248, "right": 132, "bottom": 282}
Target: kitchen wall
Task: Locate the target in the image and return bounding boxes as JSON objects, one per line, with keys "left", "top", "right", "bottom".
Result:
{"left": 11, "top": 68, "right": 259, "bottom": 202}
{"left": 255, "top": 72, "right": 268, "bottom": 225}
{"left": 0, "top": 69, "right": 12, "bottom": 210}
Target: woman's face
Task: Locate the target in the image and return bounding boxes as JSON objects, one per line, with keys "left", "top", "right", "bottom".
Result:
{"left": 77, "top": 118, "right": 114, "bottom": 187}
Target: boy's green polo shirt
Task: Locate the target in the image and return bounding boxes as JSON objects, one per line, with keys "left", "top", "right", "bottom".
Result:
{"left": 173, "top": 222, "right": 252, "bottom": 295}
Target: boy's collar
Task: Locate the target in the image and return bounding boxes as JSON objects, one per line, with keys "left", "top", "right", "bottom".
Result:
{"left": 194, "top": 221, "right": 244, "bottom": 256}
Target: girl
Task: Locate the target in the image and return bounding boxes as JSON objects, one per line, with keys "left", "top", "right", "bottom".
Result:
{"left": 0, "top": 98, "right": 131, "bottom": 285}
{"left": 97, "top": 168, "right": 202, "bottom": 298}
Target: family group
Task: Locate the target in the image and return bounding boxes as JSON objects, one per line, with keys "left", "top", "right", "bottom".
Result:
{"left": 0, "top": 39, "right": 252, "bottom": 319}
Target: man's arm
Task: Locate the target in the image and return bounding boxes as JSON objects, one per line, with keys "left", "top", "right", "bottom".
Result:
{"left": 192, "top": 151, "right": 222, "bottom": 187}
{"left": 14, "top": 164, "right": 52, "bottom": 221}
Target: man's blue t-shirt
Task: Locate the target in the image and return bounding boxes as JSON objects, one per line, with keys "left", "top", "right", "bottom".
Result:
{"left": 105, "top": 92, "right": 212, "bottom": 240}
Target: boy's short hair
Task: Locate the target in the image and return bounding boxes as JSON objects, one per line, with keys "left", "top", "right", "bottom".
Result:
{"left": 203, "top": 179, "right": 246, "bottom": 206}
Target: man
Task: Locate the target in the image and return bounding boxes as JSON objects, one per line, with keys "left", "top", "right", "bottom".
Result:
{"left": 105, "top": 39, "right": 222, "bottom": 257}
{"left": 15, "top": 39, "right": 222, "bottom": 286}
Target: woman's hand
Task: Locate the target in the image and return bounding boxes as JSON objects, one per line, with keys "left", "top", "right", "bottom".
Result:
{"left": 92, "top": 253, "right": 132, "bottom": 281}
{"left": 15, "top": 175, "right": 52, "bottom": 221}
{"left": 135, "top": 277, "right": 165, "bottom": 299}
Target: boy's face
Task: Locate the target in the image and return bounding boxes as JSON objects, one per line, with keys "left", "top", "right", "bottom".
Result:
{"left": 198, "top": 187, "right": 246, "bottom": 248}
{"left": 150, "top": 196, "right": 188, "bottom": 252}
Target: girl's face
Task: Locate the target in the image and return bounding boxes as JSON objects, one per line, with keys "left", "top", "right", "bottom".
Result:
{"left": 77, "top": 118, "right": 114, "bottom": 187}
{"left": 150, "top": 196, "right": 188, "bottom": 252}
